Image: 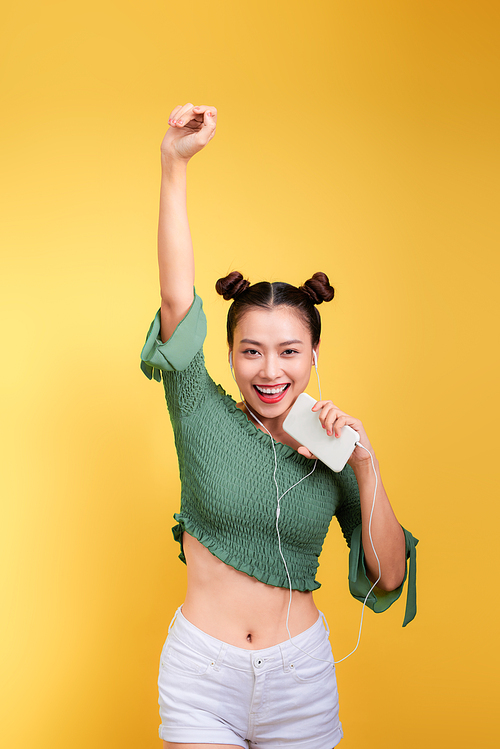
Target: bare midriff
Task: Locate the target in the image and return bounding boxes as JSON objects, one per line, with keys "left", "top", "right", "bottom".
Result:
{"left": 181, "top": 531, "right": 320, "bottom": 650}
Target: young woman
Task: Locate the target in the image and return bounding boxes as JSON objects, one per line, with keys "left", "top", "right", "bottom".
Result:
{"left": 141, "top": 103, "right": 418, "bottom": 749}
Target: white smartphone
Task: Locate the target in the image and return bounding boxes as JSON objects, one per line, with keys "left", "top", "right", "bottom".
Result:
{"left": 283, "top": 393, "right": 360, "bottom": 473}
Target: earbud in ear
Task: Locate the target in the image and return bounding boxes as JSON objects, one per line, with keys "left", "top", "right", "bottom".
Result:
{"left": 229, "top": 351, "right": 233, "bottom": 372}
{"left": 313, "top": 350, "right": 318, "bottom": 368}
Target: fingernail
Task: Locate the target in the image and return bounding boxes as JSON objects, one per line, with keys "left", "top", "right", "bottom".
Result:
{"left": 178, "top": 120, "right": 183, "bottom": 125}
{"left": 207, "top": 112, "right": 212, "bottom": 117}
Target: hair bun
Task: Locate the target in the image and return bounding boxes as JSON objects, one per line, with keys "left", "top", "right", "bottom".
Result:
{"left": 215, "top": 271, "right": 251, "bottom": 301}
{"left": 299, "top": 272, "right": 335, "bottom": 305}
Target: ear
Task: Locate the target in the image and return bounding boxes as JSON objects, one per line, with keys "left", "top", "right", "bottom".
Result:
{"left": 312, "top": 340, "right": 321, "bottom": 366}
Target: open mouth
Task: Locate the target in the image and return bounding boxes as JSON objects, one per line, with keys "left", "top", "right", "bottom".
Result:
{"left": 253, "top": 383, "right": 291, "bottom": 403}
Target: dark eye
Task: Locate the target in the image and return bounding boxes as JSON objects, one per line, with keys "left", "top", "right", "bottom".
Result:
{"left": 282, "top": 349, "right": 299, "bottom": 355}
{"left": 243, "top": 349, "right": 260, "bottom": 356}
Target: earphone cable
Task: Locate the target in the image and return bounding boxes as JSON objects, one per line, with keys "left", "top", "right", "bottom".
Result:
{"left": 231, "top": 353, "right": 380, "bottom": 665}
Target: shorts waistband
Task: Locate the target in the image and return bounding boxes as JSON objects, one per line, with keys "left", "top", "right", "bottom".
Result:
{"left": 166, "top": 606, "right": 332, "bottom": 673}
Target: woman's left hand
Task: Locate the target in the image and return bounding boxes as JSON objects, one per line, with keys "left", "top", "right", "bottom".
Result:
{"left": 296, "top": 400, "right": 376, "bottom": 471}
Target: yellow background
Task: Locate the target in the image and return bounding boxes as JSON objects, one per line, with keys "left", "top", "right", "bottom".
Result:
{"left": 1, "top": 1, "right": 498, "bottom": 746}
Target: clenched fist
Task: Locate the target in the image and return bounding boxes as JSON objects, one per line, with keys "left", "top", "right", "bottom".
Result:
{"left": 161, "top": 103, "right": 217, "bottom": 163}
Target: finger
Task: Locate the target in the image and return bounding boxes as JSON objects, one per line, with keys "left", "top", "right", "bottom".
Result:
{"left": 194, "top": 109, "right": 217, "bottom": 145}
{"left": 316, "top": 403, "right": 338, "bottom": 431}
{"left": 315, "top": 405, "right": 344, "bottom": 436}
{"left": 326, "top": 411, "right": 343, "bottom": 436}
{"left": 169, "top": 102, "right": 196, "bottom": 127}
{"left": 297, "top": 446, "right": 317, "bottom": 460}
{"left": 311, "top": 400, "right": 339, "bottom": 412}
{"left": 202, "top": 108, "right": 216, "bottom": 126}
{"left": 177, "top": 103, "right": 217, "bottom": 127}
{"left": 168, "top": 105, "right": 183, "bottom": 124}
{"left": 193, "top": 104, "right": 214, "bottom": 115}
{"left": 194, "top": 105, "right": 218, "bottom": 123}
{"left": 197, "top": 107, "right": 218, "bottom": 134}
{"left": 331, "top": 415, "right": 350, "bottom": 438}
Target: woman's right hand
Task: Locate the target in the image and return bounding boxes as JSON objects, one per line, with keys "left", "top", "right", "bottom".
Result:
{"left": 161, "top": 103, "right": 217, "bottom": 163}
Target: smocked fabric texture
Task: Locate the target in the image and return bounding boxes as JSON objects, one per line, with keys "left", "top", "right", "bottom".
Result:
{"left": 141, "top": 293, "right": 418, "bottom": 626}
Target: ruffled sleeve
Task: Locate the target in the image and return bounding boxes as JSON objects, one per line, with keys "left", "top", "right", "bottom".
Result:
{"left": 140, "top": 292, "right": 207, "bottom": 381}
{"left": 348, "top": 524, "right": 419, "bottom": 627}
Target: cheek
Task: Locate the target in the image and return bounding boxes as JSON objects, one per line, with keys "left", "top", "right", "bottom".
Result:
{"left": 293, "top": 359, "right": 312, "bottom": 377}
{"left": 298, "top": 367, "right": 312, "bottom": 385}
{"left": 233, "top": 360, "right": 255, "bottom": 384}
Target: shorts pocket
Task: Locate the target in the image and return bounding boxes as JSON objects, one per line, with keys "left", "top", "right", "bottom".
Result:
{"left": 289, "top": 642, "right": 336, "bottom": 684}
{"left": 160, "top": 640, "right": 214, "bottom": 678}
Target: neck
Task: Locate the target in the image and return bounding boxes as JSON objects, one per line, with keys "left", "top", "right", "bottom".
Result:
{"left": 244, "top": 402, "right": 274, "bottom": 433}
{"left": 242, "top": 401, "right": 293, "bottom": 445}
{"left": 241, "top": 401, "right": 308, "bottom": 454}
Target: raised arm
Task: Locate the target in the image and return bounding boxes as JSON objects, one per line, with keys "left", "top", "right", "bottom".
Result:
{"left": 158, "top": 103, "right": 217, "bottom": 342}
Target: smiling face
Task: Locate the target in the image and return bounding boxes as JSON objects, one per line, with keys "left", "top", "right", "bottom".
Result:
{"left": 230, "top": 305, "right": 319, "bottom": 423}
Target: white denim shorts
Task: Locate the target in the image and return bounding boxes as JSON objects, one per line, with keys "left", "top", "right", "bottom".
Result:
{"left": 157, "top": 607, "right": 343, "bottom": 749}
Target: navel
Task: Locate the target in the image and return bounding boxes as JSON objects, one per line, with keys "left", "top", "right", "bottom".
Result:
{"left": 246, "top": 633, "right": 252, "bottom": 643}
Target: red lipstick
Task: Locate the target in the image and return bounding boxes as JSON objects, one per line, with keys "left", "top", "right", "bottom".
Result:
{"left": 253, "top": 383, "right": 290, "bottom": 404}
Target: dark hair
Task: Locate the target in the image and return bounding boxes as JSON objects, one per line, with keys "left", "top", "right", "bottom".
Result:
{"left": 215, "top": 271, "right": 335, "bottom": 348}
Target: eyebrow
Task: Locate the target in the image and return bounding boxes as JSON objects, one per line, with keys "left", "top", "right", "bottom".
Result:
{"left": 239, "top": 339, "right": 304, "bottom": 346}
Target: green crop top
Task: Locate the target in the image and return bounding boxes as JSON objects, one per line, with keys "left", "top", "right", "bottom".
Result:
{"left": 141, "top": 293, "right": 418, "bottom": 626}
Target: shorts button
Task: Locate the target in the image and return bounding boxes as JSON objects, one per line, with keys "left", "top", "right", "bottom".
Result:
{"left": 254, "top": 658, "right": 263, "bottom": 668}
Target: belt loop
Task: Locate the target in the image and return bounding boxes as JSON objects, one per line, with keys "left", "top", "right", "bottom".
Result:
{"left": 212, "top": 642, "right": 227, "bottom": 671}
{"left": 319, "top": 609, "right": 330, "bottom": 637}
{"left": 279, "top": 642, "right": 291, "bottom": 672}
{"left": 167, "top": 606, "right": 182, "bottom": 634}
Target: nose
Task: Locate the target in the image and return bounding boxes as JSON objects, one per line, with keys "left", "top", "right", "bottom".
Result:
{"left": 259, "top": 354, "right": 283, "bottom": 381}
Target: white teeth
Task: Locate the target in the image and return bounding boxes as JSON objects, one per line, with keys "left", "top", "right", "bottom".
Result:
{"left": 255, "top": 385, "right": 288, "bottom": 395}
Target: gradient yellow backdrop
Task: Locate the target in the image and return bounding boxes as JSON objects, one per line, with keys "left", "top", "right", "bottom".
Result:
{"left": 1, "top": 1, "right": 498, "bottom": 747}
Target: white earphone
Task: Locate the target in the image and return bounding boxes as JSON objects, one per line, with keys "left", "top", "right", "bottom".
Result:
{"left": 227, "top": 342, "right": 379, "bottom": 662}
